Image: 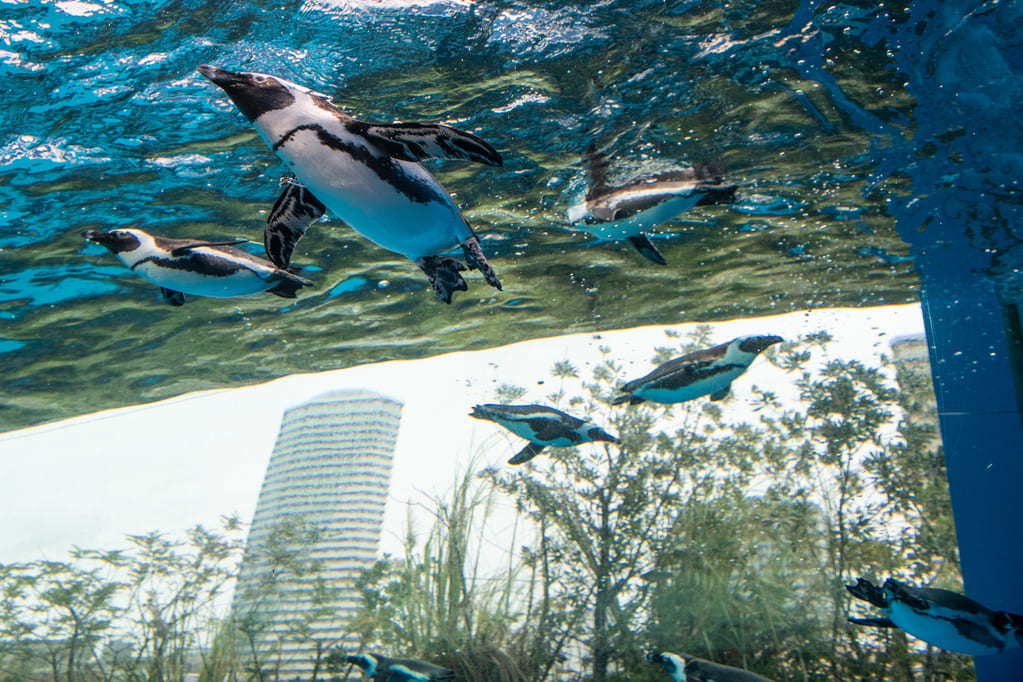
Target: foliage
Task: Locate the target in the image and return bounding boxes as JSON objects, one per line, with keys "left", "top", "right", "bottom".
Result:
{"left": 345, "top": 462, "right": 531, "bottom": 682}
{"left": 0, "top": 329, "right": 968, "bottom": 682}
{"left": 0, "top": 517, "right": 246, "bottom": 682}
{"left": 368, "top": 328, "right": 967, "bottom": 682}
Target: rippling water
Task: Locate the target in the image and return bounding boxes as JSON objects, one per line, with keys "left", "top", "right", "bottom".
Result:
{"left": 2, "top": 0, "right": 1003, "bottom": 430}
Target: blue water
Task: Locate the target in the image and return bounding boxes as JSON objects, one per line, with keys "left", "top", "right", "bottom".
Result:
{"left": 0, "top": 0, "right": 1019, "bottom": 431}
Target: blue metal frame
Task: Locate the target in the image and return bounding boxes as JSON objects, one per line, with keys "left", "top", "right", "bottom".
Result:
{"left": 920, "top": 261, "right": 1023, "bottom": 679}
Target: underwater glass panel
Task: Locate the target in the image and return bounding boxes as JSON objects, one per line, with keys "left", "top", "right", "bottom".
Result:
{"left": 1, "top": 0, "right": 1021, "bottom": 680}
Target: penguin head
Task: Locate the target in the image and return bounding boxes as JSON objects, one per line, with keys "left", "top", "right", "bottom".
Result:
{"left": 344, "top": 653, "right": 378, "bottom": 676}
{"left": 736, "top": 334, "right": 783, "bottom": 356}
{"left": 82, "top": 228, "right": 144, "bottom": 254}
{"left": 883, "top": 578, "right": 929, "bottom": 611}
{"left": 586, "top": 425, "right": 620, "bottom": 445}
{"left": 198, "top": 64, "right": 316, "bottom": 123}
{"left": 648, "top": 652, "right": 687, "bottom": 682}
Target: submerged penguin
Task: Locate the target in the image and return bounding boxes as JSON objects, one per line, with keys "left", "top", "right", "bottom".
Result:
{"left": 197, "top": 64, "right": 503, "bottom": 303}
{"left": 567, "top": 145, "right": 737, "bottom": 264}
{"left": 345, "top": 653, "right": 454, "bottom": 682}
{"left": 469, "top": 404, "right": 619, "bottom": 465}
{"left": 613, "top": 335, "right": 782, "bottom": 406}
{"left": 847, "top": 577, "right": 1023, "bottom": 656}
{"left": 82, "top": 228, "right": 312, "bottom": 305}
{"left": 649, "top": 651, "right": 774, "bottom": 682}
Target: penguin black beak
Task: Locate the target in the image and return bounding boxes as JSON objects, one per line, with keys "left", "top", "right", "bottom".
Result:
{"left": 197, "top": 64, "right": 239, "bottom": 86}
{"left": 82, "top": 229, "right": 108, "bottom": 244}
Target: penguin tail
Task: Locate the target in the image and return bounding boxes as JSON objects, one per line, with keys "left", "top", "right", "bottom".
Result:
{"left": 508, "top": 442, "right": 545, "bottom": 465}
{"left": 626, "top": 234, "right": 667, "bottom": 265}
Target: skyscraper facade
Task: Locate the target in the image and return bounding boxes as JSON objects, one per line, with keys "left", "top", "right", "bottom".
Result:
{"left": 231, "top": 389, "right": 402, "bottom": 679}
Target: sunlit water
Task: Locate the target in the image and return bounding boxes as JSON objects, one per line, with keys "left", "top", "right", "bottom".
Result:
{"left": 0, "top": 0, "right": 948, "bottom": 430}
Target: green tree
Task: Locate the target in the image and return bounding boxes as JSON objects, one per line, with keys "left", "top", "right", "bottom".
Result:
{"left": 0, "top": 516, "right": 247, "bottom": 682}
{"left": 347, "top": 462, "right": 530, "bottom": 682}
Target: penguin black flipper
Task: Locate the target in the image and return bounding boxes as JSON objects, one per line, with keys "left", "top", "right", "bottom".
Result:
{"left": 509, "top": 442, "right": 547, "bottom": 465}
{"left": 849, "top": 617, "right": 897, "bottom": 628}
{"left": 626, "top": 234, "right": 667, "bottom": 265}
{"left": 416, "top": 255, "right": 468, "bottom": 304}
{"left": 709, "top": 385, "right": 730, "bottom": 401}
{"left": 355, "top": 121, "right": 503, "bottom": 166}
{"left": 169, "top": 239, "right": 250, "bottom": 257}
{"left": 266, "top": 181, "right": 327, "bottom": 269}
{"left": 160, "top": 287, "right": 186, "bottom": 306}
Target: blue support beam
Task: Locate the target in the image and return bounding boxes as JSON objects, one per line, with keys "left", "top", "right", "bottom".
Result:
{"left": 920, "top": 264, "right": 1023, "bottom": 680}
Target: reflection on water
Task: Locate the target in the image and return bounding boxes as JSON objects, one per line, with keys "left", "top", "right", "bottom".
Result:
{"left": 0, "top": 0, "right": 919, "bottom": 430}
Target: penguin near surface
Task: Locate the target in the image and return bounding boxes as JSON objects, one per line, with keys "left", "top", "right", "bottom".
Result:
{"left": 82, "top": 228, "right": 312, "bottom": 305}
{"left": 649, "top": 651, "right": 774, "bottom": 682}
{"left": 469, "top": 403, "right": 620, "bottom": 465}
{"left": 567, "top": 144, "right": 737, "bottom": 265}
{"left": 613, "top": 335, "right": 782, "bottom": 406}
{"left": 847, "top": 577, "right": 1023, "bottom": 656}
{"left": 197, "top": 64, "right": 503, "bottom": 304}
{"left": 344, "top": 653, "right": 454, "bottom": 682}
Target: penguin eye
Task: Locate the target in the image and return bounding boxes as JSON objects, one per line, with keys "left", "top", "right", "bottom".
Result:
{"left": 253, "top": 75, "right": 266, "bottom": 84}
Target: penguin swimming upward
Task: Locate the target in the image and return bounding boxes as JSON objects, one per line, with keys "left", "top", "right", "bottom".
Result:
{"left": 197, "top": 64, "right": 503, "bottom": 304}
{"left": 613, "top": 335, "right": 782, "bottom": 406}
{"left": 649, "top": 651, "right": 774, "bottom": 682}
{"left": 345, "top": 653, "right": 454, "bottom": 682}
{"left": 847, "top": 577, "right": 1023, "bottom": 656}
{"left": 469, "top": 404, "right": 619, "bottom": 465}
{"left": 82, "top": 228, "right": 312, "bottom": 305}
{"left": 567, "top": 145, "right": 737, "bottom": 264}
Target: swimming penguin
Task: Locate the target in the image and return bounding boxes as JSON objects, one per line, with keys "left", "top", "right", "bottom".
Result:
{"left": 847, "top": 577, "right": 1023, "bottom": 656}
{"left": 82, "top": 228, "right": 312, "bottom": 305}
{"left": 649, "top": 651, "right": 774, "bottom": 682}
{"left": 345, "top": 653, "right": 454, "bottom": 682}
{"left": 613, "top": 335, "right": 782, "bottom": 406}
{"left": 197, "top": 64, "right": 503, "bottom": 304}
{"left": 567, "top": 145, "right": 737, "bottom": 264}
{"left": 469, "top": 404, "right": 619, "bottom": 465}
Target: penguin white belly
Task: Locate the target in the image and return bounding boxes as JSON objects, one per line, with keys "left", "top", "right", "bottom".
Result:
{"left": 640, "top": 367, "right": 744, "bottom": 404}
{"left": 888, "top": 601, "right": 1000, "bottom": 655}
{"left": 129, "top": 257, "right": 273, "bottom": 298}
{"left": 573, "top": 193, "right": 702, "bottom": 241}
{"left": 277, "top": 130, "right": 467, "bottom": 259}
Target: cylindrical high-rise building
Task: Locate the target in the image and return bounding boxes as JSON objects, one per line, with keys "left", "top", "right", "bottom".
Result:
{"left": 231, "top": 389, "right": 402, "bottom": 679}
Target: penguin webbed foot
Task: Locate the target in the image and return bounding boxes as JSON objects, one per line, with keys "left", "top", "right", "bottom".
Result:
{"left": 460, "top": 236, "right": 502, "bottom": 292}
{"left": 160, "top": 287, "right": 186, "bottom": 306}
{"left": 416, "top": 255, "right": 468, "bottom": 304}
